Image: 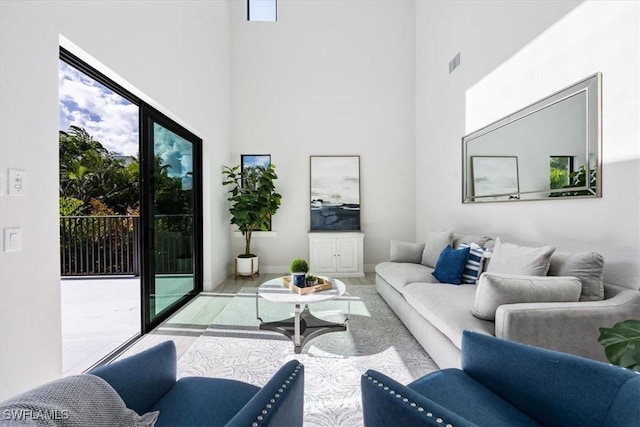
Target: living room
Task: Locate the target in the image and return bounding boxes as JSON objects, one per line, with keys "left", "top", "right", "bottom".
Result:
{"left": 1, "top": 0, "right": 639, "bottom": 420}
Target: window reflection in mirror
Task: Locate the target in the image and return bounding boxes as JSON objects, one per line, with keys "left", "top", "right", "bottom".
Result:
{"left": 550, "top": 156, "right": 573, "bottom": 190}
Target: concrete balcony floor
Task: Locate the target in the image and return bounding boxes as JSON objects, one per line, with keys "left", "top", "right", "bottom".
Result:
{"left": 61, "top": 277, "right": 140, "bottom": 376}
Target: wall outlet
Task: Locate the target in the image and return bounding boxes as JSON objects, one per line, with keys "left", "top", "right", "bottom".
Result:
{"left": 8, "top": 169, "right": 26, "bottom": 196}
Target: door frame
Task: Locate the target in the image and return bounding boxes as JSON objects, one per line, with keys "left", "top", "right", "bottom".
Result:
{"left": 140, "top": 104, "right": 203, "bottom": 333}
{"left": 60, "top": 47, "right": 203, "bottom": 339}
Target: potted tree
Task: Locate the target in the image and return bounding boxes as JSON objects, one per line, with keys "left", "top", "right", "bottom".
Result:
{"left": 222, "top": 163, "right": 281, "bottom": 278}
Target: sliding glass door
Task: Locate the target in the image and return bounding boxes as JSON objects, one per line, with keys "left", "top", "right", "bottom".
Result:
{"left": 141, "top": 107, "right": 202, "bottom": 331}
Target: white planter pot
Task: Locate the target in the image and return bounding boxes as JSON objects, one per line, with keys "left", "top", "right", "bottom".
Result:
{"left": 236, "top": 255, "right": 259, "bottom": 276}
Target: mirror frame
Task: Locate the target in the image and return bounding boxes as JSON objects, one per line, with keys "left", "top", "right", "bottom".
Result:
{"left": 462, "top": 73, "right": 602, "bottom": 203}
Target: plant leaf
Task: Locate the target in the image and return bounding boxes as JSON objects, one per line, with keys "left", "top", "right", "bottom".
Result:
{"left": 598, "top": 319, "right": 640, "bottom": 372}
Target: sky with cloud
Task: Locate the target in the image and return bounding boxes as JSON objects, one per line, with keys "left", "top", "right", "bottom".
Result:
{"left": 59, "top": 60, "right": 139, "bottom": 157}
{"left": 59, "top": 60, "right": 193, "bottom": 190}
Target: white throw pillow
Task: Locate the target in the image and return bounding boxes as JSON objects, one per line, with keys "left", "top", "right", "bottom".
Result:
{"left": 421, "top": 230, "right": 453, "bottom": 268}
{"left": 390, "top": 240, "right": 426, "bottom": 264}
{"left": 548, "top": 251, "right": 605, "bottom": 301}
{"left": 472, "top": 272, "right": 582, "bottom": 321}
{"left": 486, "top": 237, "right": 555, "bottom": 276}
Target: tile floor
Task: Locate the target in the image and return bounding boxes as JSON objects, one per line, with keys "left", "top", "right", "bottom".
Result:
{"left": 62, "top": 272, "right": 375, "bottom": 371}
{"left": 115, "top": 273, "right": 374, "bottom": 361}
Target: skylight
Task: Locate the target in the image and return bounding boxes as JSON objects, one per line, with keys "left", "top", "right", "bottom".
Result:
{"left": 247, "top": 0, "right": 277, "bottom": 22}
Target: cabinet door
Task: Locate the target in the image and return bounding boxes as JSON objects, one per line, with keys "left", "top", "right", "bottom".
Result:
{"left": 336, "top": 238, "right": 359, "bottom": 273}
{"left": 313, "top": 238, "right": 337, "bottom": 273}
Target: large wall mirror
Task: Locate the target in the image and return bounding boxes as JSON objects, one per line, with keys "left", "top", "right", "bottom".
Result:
{"left": 462, "top": 73, "right": 601, "bottom": 203}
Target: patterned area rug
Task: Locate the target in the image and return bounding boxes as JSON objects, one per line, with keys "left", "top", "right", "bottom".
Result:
{"left": 177, "top": 284, "right": 438, "bottom": 426}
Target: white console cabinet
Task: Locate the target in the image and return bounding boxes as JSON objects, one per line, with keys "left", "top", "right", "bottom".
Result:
{"left": 309, "top": 232, "right": 364, "bottom": 277}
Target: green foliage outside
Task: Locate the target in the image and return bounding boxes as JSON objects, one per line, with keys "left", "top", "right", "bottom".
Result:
{"left": 59, "top": 196, "right": 85, "bottom": 216}
{"left": 598, "top": 319, "right": 640, "bottom": 372}
{"left": 60, "top": 125, "right": 192, "bottom": 220}
{"left": 60, "top": 126, "right": 195, "bottom": 274}
{"left": 549, "top": 156, "right": 570, "bottom": 190}
{"left": 59, "top": 126, "right": 138, "bottom": 216}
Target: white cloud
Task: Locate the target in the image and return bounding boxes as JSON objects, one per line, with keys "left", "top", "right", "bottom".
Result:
{"left": 59, "top": 61, "right": 139, "bottom": 156}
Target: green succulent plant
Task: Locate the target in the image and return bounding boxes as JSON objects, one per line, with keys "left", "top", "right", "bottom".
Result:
{"left": 290, "top": 258, "right": 309, "bottom": 273}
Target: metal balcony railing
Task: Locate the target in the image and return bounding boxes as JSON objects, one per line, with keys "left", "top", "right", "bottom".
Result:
{"left": 60, "top": 215, "right": 194, "bottom": 276}
{"left": 60, "top": 216, "right": 139, "bottom": 276}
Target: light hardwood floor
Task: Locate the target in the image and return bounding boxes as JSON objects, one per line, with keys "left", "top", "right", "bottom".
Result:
{"left": 115, "top": 273, "right": 376, "bottom": 362}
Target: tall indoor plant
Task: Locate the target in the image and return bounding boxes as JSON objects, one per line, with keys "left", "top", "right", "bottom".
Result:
{"left": 222, "top": 163, "right": 281, "bottom": 277}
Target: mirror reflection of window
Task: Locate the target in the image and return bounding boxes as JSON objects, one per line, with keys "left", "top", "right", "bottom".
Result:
{"left": 550, "top": 156, "right": 574, "bottom": 190}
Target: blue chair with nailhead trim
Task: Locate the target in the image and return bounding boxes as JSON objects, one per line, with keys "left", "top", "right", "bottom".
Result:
{"left": 91, "top": 341, "right": 304, "bottom": 426}
{"left": 362, "top": 330, "right": 640, "bottom": 427}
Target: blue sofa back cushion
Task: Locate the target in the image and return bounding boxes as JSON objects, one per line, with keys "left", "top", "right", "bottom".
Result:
{"left": 461, "top": 331, "right": 640, "bottom": 427}
{"left": 407, "top": 369, "right": 538, "bottom": 426}
{"left": 91, "top": 340, "right": 177, "bottom": 415}
{"left": 151, "top": 377, "right": 259, "bottom": 426}
{"left": 432, "top": 245, "right": 470, "bottom": 285}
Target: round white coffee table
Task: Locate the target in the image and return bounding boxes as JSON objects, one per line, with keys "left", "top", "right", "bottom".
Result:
{"left": 255, "top": 277, "right": 350, "bottom": 353}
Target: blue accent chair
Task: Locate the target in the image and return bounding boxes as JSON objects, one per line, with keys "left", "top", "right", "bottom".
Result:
{"left": 91, "top": 341, "right": 304, "bottom": 426}
{"left": 362, "top": 330, "right": 640, "bottom": 427}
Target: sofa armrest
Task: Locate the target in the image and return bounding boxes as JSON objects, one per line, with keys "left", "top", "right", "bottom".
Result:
{"left": 90, "top": 341, "right": 177, "bottom": 415}
{"left": 225, "top": 360, "right": 304, "bottom": 427}
{"left": 361, "top": 369, "right": 475, "bottom": 427}
{"left": 495, "top": 290, "right": 640, "bottom": 362}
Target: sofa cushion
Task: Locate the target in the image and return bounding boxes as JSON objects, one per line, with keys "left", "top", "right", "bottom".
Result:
{"left": 432, "top": 245, "right": 471, "bottom": 285}
{"left": 486, "top": 237, "right": 555, "bottom": 276}
{"left": 389, "top": 240, "right": 425, "bottom": 264}
{"left": 452, "top": 234, "right": 493, "bottom": 249}
{"left": 375, "top": 262, "right": 437, "bottom": 293}
{"left": 403, "top": 282, "right": 495, "bottom": 349}
{"left": 460, "top": 243, "right": 487, "bottom": 285}
{"left": 408, "top": 369, "right": 538, "bottom": 427}
{"left": 152, "top": 377, "right": 259, "bottom": 426}
{"left": 472, "top": 273, "right": 582, "bottom": 321}
{"left": 548, "top": 251, "right": 605, "bottom": 301}
{"left": 0, "top": 374, "right": 159, "bottom": 427}
{"left": 421, "top": 230, "right": 453, "bottom": 268}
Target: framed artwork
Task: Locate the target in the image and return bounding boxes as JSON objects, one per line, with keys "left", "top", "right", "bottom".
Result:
{"left": 310, "top": 155, "right": 360, "bottom": 231}
{"left": 472, "top": 156, "right": 519, "bottom": 201}
{"left": 241, "top": 154, "right": 271, "bottom": 172}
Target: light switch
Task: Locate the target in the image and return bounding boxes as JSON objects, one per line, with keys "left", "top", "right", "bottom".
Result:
{"left": 4, "top": 227, "right": 22, "bottom": 252}
{"left": 8, "top": 169, "right": 26, "bottom": 196}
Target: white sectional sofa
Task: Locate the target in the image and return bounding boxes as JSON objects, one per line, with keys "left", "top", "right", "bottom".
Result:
{"left": 375, "top": 231, "right": 640, "bottom": 369}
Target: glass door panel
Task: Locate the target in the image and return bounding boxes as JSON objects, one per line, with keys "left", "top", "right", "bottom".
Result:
{"left": 143, "top": 110, "right": 202, "bottom": 330}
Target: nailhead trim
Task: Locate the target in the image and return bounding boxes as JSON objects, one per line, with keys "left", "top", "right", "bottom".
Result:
{"left": 363, "top": 374, "right": 454, "bottom": 427}
{"left": 253, "top": 364, "right": 302, "bottom": 426}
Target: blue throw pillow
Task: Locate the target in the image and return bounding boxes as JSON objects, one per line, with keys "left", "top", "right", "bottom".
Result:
{"left": 432, "top": 245, "right": 471, "bottom": 285}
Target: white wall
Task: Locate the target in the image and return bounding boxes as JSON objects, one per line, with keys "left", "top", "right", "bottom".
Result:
{"left": 416, "top": 0, "right": 640, "bottom": 288}
{"left": 229, "top": 0, "right": 416, "bottom": 273}
{"left": 0, "top": 0, "right": 231, "bottom": 399}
